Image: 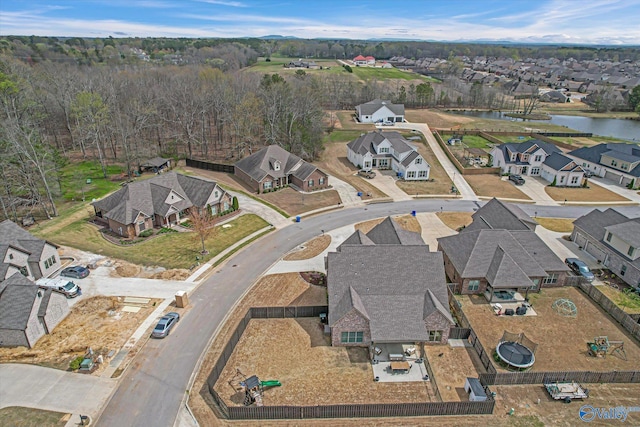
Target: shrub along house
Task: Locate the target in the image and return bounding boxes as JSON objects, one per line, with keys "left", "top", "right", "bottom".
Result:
{"left": 327, "top": 217, "right": 454, "bottom": 352}
{"left": 234, "top": 145, "right": 329, "bottom": 194}
{"left": 540, "top": 152, "right": 585, "bottom": 187}
{"left": 91, "top": 172, "right": 232, "bottom": 238}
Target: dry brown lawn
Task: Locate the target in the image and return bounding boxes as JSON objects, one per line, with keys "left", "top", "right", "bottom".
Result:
{"left": 422, "top": 345, "right": 481, "bottom": 402}
{"left": 396, "top": 136, "right": 454, "bottom": 195}
{"left": 464, "top": 175, "right": 532, "bottom": 200}
{"left": 405, "top": 109, "right": 475, "bottom": 129}
{"left": 0, "top": 296, "right": 160, "bottom": 372}
{"left": 459, "top": 287, "right": 640, "bottom": 372}
{"left": 259, "top": 187, "right": 342, "bottom": 215}
{"left": 335, "top": 110, "right": 376, "bottom": 131}
{"left": 436, "top": 212, "right": 473, "bottom": 231}
{"left": 355, "top": 214, "right": 421, "bottom": 234}
{"left": 315, "top": 142, "right": 386, "bottom": 199}
{"left": 545, "top": 182, "right": 631, "bottom": 203}
{"left": 214, "top": 318, "right": 435, "bottom": 407}
{"left": 283, "top": 234, "right": 331, "bottom": 261}
{"left": 534, "top": 217, "right": 575, "bottom": 233}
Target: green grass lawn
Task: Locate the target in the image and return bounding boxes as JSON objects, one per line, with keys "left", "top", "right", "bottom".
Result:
{"left": 0, "top": 407, "right": 68, "bottom": 427}
{"left": 58, "top": 160, "right": 125, "bottom": 201}
{"left": 440, "top": 134, "right": 493, "bottom": 149}
{"left": 247, "top": 57, "right": 345, "bottom": 75}
{"left": 40, "top": 214, "right": 269, "bottom": 269}
{"left": 324, "top": 129, "right": 365, "bottom": 143}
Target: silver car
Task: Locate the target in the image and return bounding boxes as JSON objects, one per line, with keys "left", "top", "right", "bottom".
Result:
{"left": 151, "top": 312, "right": 180, "bottom": 338}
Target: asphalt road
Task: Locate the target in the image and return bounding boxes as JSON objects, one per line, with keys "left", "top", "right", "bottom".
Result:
{"left": 95, "top": 200, "right": 640, "bottom": 427}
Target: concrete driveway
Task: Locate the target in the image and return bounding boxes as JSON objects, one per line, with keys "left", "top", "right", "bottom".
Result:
{"left": 515, "top": 176, "right": 559, "bottom": 205}
{"left": 0, "top": 364, "right": 115, "bottom": 415}
{"left": 416, "top": 212, "right": 456, "bottom": 250}
{"left": 392, "top": 122, "right": 478, "bottom": 201}
{"left": 329, "top": 174, "right": 366, "bottom": 207}
{"left": 368, "top": 172, "right": 412, "bottom": 201}
{"left": 589, "top": 176, "right": 640, "bottom": 204}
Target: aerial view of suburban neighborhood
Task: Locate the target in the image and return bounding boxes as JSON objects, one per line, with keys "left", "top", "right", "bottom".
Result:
{"left": 2, "top": 1, "right": 640, "bottom": 426}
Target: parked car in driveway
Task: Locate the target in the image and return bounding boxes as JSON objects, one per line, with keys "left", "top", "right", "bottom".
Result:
{"left": 60, "top": 265, "right": 90, "bottom": 279}
{"left": 565, "top": 258, "right": 595, "bottom": 282}
{"left": 508, "top": 174, "right": 525, "bottom": 185}
{"left": 357, "top": 170, "right": 376, "bottom": 179}
{"left": 151, "top": 312, "right": 180, "bottom": 338}
{"left": 583, "top": 170, "right": 595, "bottom": 178}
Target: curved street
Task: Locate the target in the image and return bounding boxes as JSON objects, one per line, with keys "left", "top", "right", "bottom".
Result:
{"left": 95, "top": 200, "right": 640, "bottom": 427}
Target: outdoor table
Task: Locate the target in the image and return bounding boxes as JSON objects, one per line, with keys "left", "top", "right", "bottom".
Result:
{"left": 390, "top": 361, "right": 411, "bottom": 373}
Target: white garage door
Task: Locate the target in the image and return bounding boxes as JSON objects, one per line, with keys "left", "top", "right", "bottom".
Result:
{"left": 585, "top": 242, "right": 607, "bottom": 263}
{"left": 604, "top": 169, "right": 622, "bottom": 183}
{"left": 574, "top": 233, "right": 587, "bottom": 249}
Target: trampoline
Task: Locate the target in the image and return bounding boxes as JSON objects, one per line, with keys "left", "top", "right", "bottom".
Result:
{"left": 496, "top": 341, "right": 535, "bottom": 369}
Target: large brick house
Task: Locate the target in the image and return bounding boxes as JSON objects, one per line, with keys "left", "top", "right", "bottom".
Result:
{"left": 0, "top": 220, "right": 61, "bottom": 282}
{"left": 463, "top": 198, "right": 538, "bottom": 233}
{"left": 0, "top": 273, "right": 70, "bottom": 348}
{"left": 327, "top": 217, "right": 454, "bottom": 348}
{"left": 438, "top": 229, "right": 569, "bottom": 301}
{"left": 234, "top": 145, "right": 329, "bottom": 194}
{"left": 572, "top": 209, "right": 640, "bottom": 290}
{"left": 92, "top": 172, "right": 232, "bottom": 238}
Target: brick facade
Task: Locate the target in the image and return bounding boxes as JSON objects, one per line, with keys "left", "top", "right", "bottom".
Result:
{"left": 423, "top": 311, "right": 451, "bottom": 344}
{"left": 331, "top": 309, "right": 371, "bottom": 347}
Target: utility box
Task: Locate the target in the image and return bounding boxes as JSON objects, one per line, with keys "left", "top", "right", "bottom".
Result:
{"left": 175, "top": 291, "right": 189, "bottom": 308}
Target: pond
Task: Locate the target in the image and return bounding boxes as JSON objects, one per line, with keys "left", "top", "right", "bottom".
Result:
{"left": 452, "top": 111, "right": 640, "bottom": 142}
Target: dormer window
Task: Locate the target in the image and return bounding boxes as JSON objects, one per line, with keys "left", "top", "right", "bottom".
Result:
{"left": 9, "top": 253, "right": 13, "bottom": 260}
{"left": 274, "top": 161, "right": 281, "bottom": 171}
{"left": 415, "top": 158, "right": 422, "bottom": 164}
{"left": 214, "top": 191, "right": 219, "bottom": 198}
{"left": 511, "top": 154, "right": 516, "bottom": 161}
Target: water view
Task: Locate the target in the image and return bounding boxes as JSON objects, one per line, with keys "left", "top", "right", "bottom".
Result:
{"left": 453, "top": 111, "right": 640, "bottom": 142}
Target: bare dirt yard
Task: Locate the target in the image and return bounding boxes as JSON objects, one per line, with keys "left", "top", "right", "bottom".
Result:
{"left": 422, "top": 344, "right": 482, "bottom": 402}
{"left": 0, "top": 296, "right": 160, "bottom": 372}
{"left": 464, "top": 175, "right": 532, "bottom": 200}
{"left": 283, "top": 234, "right": 331, "bottom": 260}
{"left": 545, "top": 182, "right": 631, "bottom": 203}
{"left": 110, "top": 259, "right": 190, "bottom": 280}
{"left": 459, "top": 287, "right": 640, "bottom": 372}
{"left": 405, "top": 109, "right": 476, "bottom": 129}
{"left": 335, "top": 110, "right": 376, "bottom": 131}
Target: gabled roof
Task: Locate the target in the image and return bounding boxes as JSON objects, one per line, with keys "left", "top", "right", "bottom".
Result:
{"left": 0, "top": 273, "right": 39, "bottom": 330}
{"left": 347, "top": 130, "right": 415, "bottom": 158}
{"left": 337, "top": 230, "right": 375, "bottom": 251}
{"left": 355, "top": 99, "right": 405, "bottom": 116}
{"left": 140, "top": 157, "right": 170, "bottom": 168}
{"left": 0, "top": 220, "right": 58, "bottom": 265}
{"left": 91, "top": 172, "right": 223, "bottom": 225}
{"left": 438, "top": 229, "right": 567, "bottom": 280}
{"left": 366, "top": 216, "right": 426, "bottom": 245}
{"left": 485, "top": 247, "right": 535, "bottom": 289}
{"left": 569, "top": 143, "right": 640, "bottom": 177}
{"left": 234, "top": 145, "right": 325, "bottom": 182}
{"left": 542, "top": 152, "right": 584, "bottom": 172}
{"left": 574, "top": 209, "right": 640, "bottom": 265}
{"left": 605, "top": 221, "right": 640, "bottom": 248}
{"left": 464, "top": 198, "right": 537, "bottom": 232}
{"left": 327, "top": 245, "right": 452, "bottom": 342}
{"left": 495, "top": 140, "right": 561, "bottom": 164}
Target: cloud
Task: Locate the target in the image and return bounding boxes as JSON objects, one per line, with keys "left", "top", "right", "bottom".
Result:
{"left": 195, "top": 0, "right": 247, "bottom": 7}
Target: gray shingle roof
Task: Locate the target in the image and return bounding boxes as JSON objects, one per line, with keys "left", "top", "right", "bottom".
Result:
{"left": 234, "top": 145, "right": 326, "bottom": 182}
{"left": 0, "top": 273, "right": 38, "bottom": 330}
{"left": 542, "top": 152, "right": 582, "bottom": 172}
{"left": 91, "top": 172, "right": 224, "bottom": 225}
{"left": 485, "top": 247, "right": 535, "bottom": 289}
{"left": 464, "top": 198, "right": 537, "bottom": 232}
{"left": 327, "top": 245, "right": 452, "bottom": 342}
{"left": 605, "top": 221, "right": 640, "bottom": 248}
{"left": 347, "top": 131, "right": 415, "bottom": 159}
{"left": 438, "top": 229, "right": 567, "bottom": 280}
{"left": 337, "top": 230, "right": 375, "bottom": 251}
{"left": 496, "top": 140, "right": 561, "bottom": 165}
{"left": 140, "top": 157, "right": 170, "bottom": 168}
{"left": 0, "top": 220, "right": 58, "bottom": 264}
{"left": 356, "top": 99, "right": 405, "bottom": 116}
{"left": 366, "top": 217, "right": 426, "bottom": 246}
{"left": 569, "top": 143, "right": 640, "bottom": 177}
{"left": 573, "top": 208, "right": 631, "bottom": 242}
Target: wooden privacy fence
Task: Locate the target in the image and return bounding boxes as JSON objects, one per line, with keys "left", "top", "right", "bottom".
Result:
{"left": 206, "top": 305, "right": 495, "bottom": 420}
{"left": 481, "top": 370, "right": 640, "bottom": 386}
{"left": 186, "top": 158, "right": 234, "bottom": 173}
{"left": 432, "top": 131, "right": 500, "bottom": 175}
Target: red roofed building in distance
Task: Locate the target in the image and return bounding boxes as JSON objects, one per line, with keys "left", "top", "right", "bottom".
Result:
{"left": 354, "top": 55, "right": 376, "bottom": 66}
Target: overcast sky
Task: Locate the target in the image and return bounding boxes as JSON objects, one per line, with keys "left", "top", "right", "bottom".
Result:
{"left": 1, "top": 0, "right": 639, "bottom": 45}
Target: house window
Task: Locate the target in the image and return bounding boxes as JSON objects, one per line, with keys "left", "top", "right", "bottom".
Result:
{"left": 628, "top": 246, "right": 635, "bottom": 257}
{"left": 534, "top": 155, "right": 542, "bottom": 162}
{"left": 531, "top": 167, "right": 540, "bottom": 175}
{"left": 418, "top": 170, "right": 428, "bottom": 178}
{"left": 531, "top": 278, "right": 541, "bottom": 289}
{"left": 138, "top": 220, "right": 146, "bottom": 231}
{"left": 468, "top": 280, "right": 480, "bottom": 291}
{"left": 8, "top": 253, "right": 13, "bottom": 260}
{"left": 621, "top": 265, "right": 627, "bottom": 276}
{"left": 223, "top": 202, "right": 229, "bottom": 211}
{"left": 319, "top": 177, "right": 325, "bottom": 185}
{"left": 611, "top": 160, "right": 617, "bottom": 167}
{"left": 214, "top": 191, "right": 219, "bottom": 198}
{"left": 415, "top": 158, "right": 422, "bottom": 164}
{"left": 379, "top": 147, "right": 389, "bottom": 154}
{"left": 364, "top": 161, "right": 371, "bottom": 168}
{"left": 606, "top": 232, "right": 612, "bottom": 242}
{"left": 263, "top": 181, "right": 272, "bottom": 190}
{"left": 571, "top": 176, "right": 579, "bottom": 184}
{"left": 560, "top": 176, "right": 565, "bottom": 183}
{"left": 210, "top": 204, "right": 217, "bottom": 215}
{"left": 340, "top": 331, "right": 363, "bottom": 343}
{"left": 543, "top": 274, "right": 558, "bottom": 285}
{"left": 522, "top": 154, "right": 529, "bottom": 162}
{"left": 378, "top": 159, "right": 389, "bottom": 167}
{"left": 308, "top": 179, "right": 314, "bottom": 187}
{"left": 427, "top": 331, "right": 442, "bottom": 342}
{"left": 621, "top": 163, "right": 628, "bottom": 170}
{"left": 406, "top": 171, "right": 416, "bottom": 178}
{"left": 19, "top": 266, "right": 28, "bottom": 276}
{"left": 45, "top": 259, "right": 50, "bottom": 269}
{"left": 511, "top": 154, "right": 516, "bottom": 161}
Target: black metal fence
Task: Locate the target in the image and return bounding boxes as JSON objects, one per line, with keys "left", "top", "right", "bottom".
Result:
{"left": 205, "top": 305, "right": 495, "bottom": 420}
{"left": 186, "top": 158, "right": 234, "bottom": 173}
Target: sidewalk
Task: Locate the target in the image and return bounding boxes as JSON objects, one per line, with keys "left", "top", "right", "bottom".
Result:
{"left": 329, "top": 174, "right": 366, "bottom": 207}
